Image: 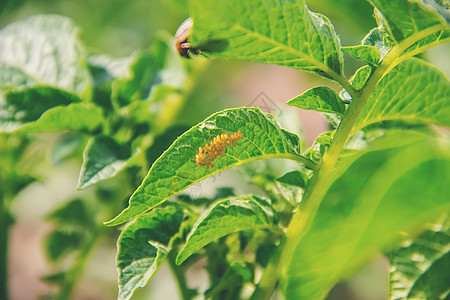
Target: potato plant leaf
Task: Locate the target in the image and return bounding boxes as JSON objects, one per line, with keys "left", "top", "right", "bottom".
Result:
{"left": 116, "top": 206, "right": 184, "bottom": 300}
{"left": 46, "top": 199, "right": 92, "bottom": 226}
{"left": 352, "top": 58, "right": 450, "bottom": 134}
{"left": 77, "top": 136, "right": 138, "bottom": 189}
{"left": 188, "top": 0, "right": 343, "bottom": 77}
{"left": 362, "top": 27, "right": 391, "bottom": 59}
{"left": 341, "top": 45, "right": 381, "bottom": 67}
{"left": 369, "top": 1, "right": 450, "bottom": 60}
{"left": 205, "top": 261, "right": 254, "bottom": 298}
{"left": 0, "top": 87, "right": 103, "bottom": 134}
{"left": 304, "top": 131, "right": 334, "bottom": 163}
{"left": 275, "top": 170, "right": 309, "bottom": 189}
{"left": 369, "top": 0, "right": 448, "bottom": 43}
{"left": 176, "top": 196, "right": 278, "bottom": 265}
{"left": 0, "top": 14, "right": 92, "bottom": 99}
{"left": 389, "top": 215, "right": 450, "bottom": 299}
{"left": 283, "top": 132, "right": 450, "bottom": 299}
{"left": 106, "top": 107, "right": 313, "bottom": 226}
{"left": 44, "top": 229, "right": 84, "bottom": 262}
{"left": 112, "top": 35, "right": 186, "bottom": 107}
{"left": 349, "top": 65, "right": 372, "bottom": 91}
{"left": 287, "top": 87, "right": 346, "bottom": 116}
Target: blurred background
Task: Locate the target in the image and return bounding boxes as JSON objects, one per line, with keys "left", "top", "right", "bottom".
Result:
{"left": 1, "top": 0, "right": 448, "bottom": 299}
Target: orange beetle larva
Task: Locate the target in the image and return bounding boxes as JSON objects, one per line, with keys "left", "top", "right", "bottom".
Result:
{"left": 195, "top": 131, "right": 243, "bottom": 169}
{"left": 174, "top": 18, "right": 198, "bottom": 58}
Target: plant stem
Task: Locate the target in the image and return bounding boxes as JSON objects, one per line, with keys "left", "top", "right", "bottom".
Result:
{"left": 167, "top": 251, "right": 193, "bottom": 300}
{"left": 250, "top": 24, "right": 448, "bottom": 299}
{"left": 0, "top": 195, "right": 12, "bottom": 300}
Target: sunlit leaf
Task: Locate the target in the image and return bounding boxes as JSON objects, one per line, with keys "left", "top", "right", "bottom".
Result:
{"left": 287, "top": 87, "right": 345, "bottom": 116}
{"left": 368, "top": 1, "right": 450, "bottom": 60}
{"left": 106, "top": 107, "right": 313, "bottom": 226}
{"left": 0, "top": 15, "right": 92, "bottom": 99}
{"left": 341, "top": 45, "right": 381, "bottom": 67}
{"left": 189, "top": 0, "right": 343, "bottom": 77}
{"left": 283, "top": 131, "right": 450, "bottom": 299}
{"left": 353, "top": 58, "right": 450, "bottom": 133}
{"left": 275, "top": 170, "right": 309, "bottom": 189}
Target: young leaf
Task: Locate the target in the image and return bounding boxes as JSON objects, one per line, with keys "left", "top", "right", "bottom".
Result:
{"left": 116, "top": 206, "right": 184, "bottom": 300}
{"left": 389, "top": 215, "right": 450, "bottom": 299}
{"left": 77, "top": 136, "right": 137, "bottom": 189}
{"left": 275, "top": 170, "right": 309, "bottom": 189}
{"left": 106, "top": 107, "right": 314, "bottom": 226}
{"left": 304, "top": 131, "right": 334, "bottom": 163}
{"left": 176, "top": 196, "right": 278, "bottom": 265}
{"left": 287, "top": 87, "right": 346, "bottom": 116}
{"left": 282, "top": 132, "right": 450, "bottom": 299}
{"left": 188, "top": 0, "right": 343, "bottom": 77}
{"left": 362, "top": 27, "right": 391, "bottom": 59}
{"left": 341, "top": 45, "right": 381, "bottom": 67}
{"left": 352, "top": 58, "right": 450, "bottom": 134}
{"left": 0, "top": 15, "right": 91, "bottom": 99}
{"left": 349, "top": 65, "right": 372, "bottom": 91}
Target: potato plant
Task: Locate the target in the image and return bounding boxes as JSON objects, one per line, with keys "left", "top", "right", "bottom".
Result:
{"left": 0, "top": 0, "right": 449, "bottom": 299}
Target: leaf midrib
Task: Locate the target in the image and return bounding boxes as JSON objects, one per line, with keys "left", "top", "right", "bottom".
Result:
{"left": 198, "top": 1, "right": 336, "bottom": 77}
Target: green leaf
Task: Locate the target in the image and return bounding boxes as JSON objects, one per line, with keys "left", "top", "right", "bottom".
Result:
{"left": 362, "top": 27, "right": 391, "bottom": 59}
{"left": 51, "top": 134, "right": 85, "bottom": 166}
{"left": 112, "top": 34, "right": 186, "bottom": 107}
{"left": 17, "top": 103, "right": 102, "bottom": 134}
{"left": 44, "top": 228, "right": 84, "bottom": 262}
{"left": 0, "top": 15, "right": 91, "bottom": 99}
{"left": 46, "top": 199, "right": 91, "bottom": 226}
{"left": 0, "top": 87, "right": 103, "bottom": 133}
{"left": 287, "top": 87, "right": 346, "bottom": 116}
{"left": 341, "top": 45, "right": 381, "bottom": 67}
{"left": 352, "top": 58, "right": 450, "bottom": 134}
{"left": 106, "top": 107, "right": 313, "bottom": 226}
{"left": 304, "top": 131, "right": 334, "bottom": 163}
{"left": 77, "top": 136, "right": 137, "bottom": 190}
{"left": 389, "top": 215, "right": 450, "bottom": 299}
{"left": 369, "top": 0, "right": 448, "bottom": 43}
{"left": 116, "top": 206, "right": 184, "bottom": 300}
{"left": 205, "top": 261, "right": 254, "bottom": 298}
{"left": 349, "top": 65, "right": 372, "bottom": 91}
{"left": 275, "top": 170, "right": 309, "bottom": 189}
{"left": 189, "top": 0, "right": 343, "bottom": 77}
{"left": 282, "top": 131, "right": 450, "bottom": 299}
{"left": 176, "top": 196, "right": 278, "bottom": 265}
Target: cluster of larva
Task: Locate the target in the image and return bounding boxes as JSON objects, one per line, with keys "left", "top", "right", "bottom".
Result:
{"left": 195, "top": 130, "right": 243, "bottom": 168}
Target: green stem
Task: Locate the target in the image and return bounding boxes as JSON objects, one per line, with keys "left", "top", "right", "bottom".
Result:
{"left": 167, "top": 251, "right": 193, "bottom": 300}
{"left": 249, "top": 237, "right": 286, "bottom": 300}
{"left": 0, "top": 195, "right": 12, "bottom": 300}
{"left": 250, "top": 24, "right": 448, "bottom": 300}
